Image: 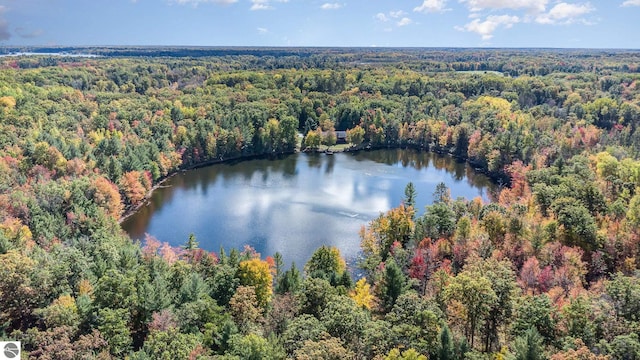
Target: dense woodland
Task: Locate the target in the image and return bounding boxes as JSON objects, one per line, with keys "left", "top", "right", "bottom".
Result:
{"left": 1, "top": 48, "right": 640, "bottom": 359}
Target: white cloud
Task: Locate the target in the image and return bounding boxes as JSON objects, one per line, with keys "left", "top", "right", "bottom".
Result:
{"left": 456, "top": 14, "right": 519, "bottom": 40}
{"left": 622, "top": 0, "right": 640, "bottom": 6}
{"left": 376, "top": 11, "right": 413, "bottom": 27}
{"left": 257, "top": 27, "right": 268, "bottom": 34}
{"left": 397, "top": 17, "right": 413, "bottom": 26}
{"left": 251, "top": 0, "right": 272, "bottom": 10}
{"left": 375, "top": 13, "right": 389, "bottom": 22}
{"left": 414, "top": 0, "right": 449, "bottom": 13}
{"left": 250, "top": 0, "right": 288, "bottom": 10}
{"left": 535, "top": 2, "right": 594, "bottom": 24}
{"left": 172, "top": 0, "right": 238, "bottom": 5}
{"left": 459, "top": 0, "right": 548, "bottom": 13}
{"left": 320, "top": 3, "right": 343, "bottom": 10}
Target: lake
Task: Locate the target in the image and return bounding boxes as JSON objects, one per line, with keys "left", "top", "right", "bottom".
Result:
{"left": 121, "top": 149, "right": 497, "bottom": 267}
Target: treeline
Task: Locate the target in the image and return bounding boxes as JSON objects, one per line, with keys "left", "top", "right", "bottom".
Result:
{"left": 0, "top": 49, "right": 639, "bottom": 358}
{"left": 3, "top": 46, "right": 640, "bottom": 74}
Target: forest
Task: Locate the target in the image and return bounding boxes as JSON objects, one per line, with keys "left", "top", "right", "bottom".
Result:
{"left": 0, "top": 47, "right": 640, "bottom": 359}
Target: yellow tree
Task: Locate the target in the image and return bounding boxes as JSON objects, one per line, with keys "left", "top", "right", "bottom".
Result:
{"left": 346, "top": 125, "right": 365, "bottom": 148}
{"left": 304, "top": 128, "right": 323, "bottom": 151}
{"left": 350, "top": 278, "right": 374, "bottom": 310}
{"left": 238, "top": 258, "right": 274, "bottom": 308}
{"left": 361, "top": 205, "right": 415, "bottom": 262}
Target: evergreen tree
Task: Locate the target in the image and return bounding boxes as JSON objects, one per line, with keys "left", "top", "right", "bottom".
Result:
{"left": 404, "top": 182, "right": 417, "bottom": 219}
{"left": 381, "top": 258, "right": 406, "bottom": 312}
{"left": 438, "top": 325, "right": 455, "bottom": 360}
{"left": 513, "top": 327, "right": 544, "bottom": 360}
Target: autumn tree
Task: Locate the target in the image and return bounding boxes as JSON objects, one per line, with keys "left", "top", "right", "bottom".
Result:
{"left": 304, "top": 128, "right": 323, "bottom": 151}
{"left": 229, "top": 285, "right": 263, "bottom": 334}
{"left": 445, "top": 271, "right": 497, "bottom": 348}
{"left": 350, "top": 278, "right": 375, "bottom": 310}
{"left": 237, "top": 258, "right": 274, "bottom": 308}
{"left": 119, "top": 170, "right": 148, "bottom": 207}
{"left": 346, "top": 125, "right": 365, "bottom": 148}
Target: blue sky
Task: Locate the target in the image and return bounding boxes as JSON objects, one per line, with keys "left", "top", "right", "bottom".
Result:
{"left": 0, "top": 0, "right": 638, "bottom": 48}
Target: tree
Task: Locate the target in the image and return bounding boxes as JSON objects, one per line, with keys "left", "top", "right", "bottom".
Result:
{"left": 135, "top": 328, "right": 204, "bottom": 360}
{"left": 226, "top": 333, "right": 286, "bottom": 360}
{"left": 304, "top": 128, "right": 322, "bottom": 151}
{"left": 551, "top": 197, "right": 598, "bottom": 251}
{"left": 0, "top": 250, "right": 39, "bottom": 331}
{"left": 277, "top": 262, "right": 302, "bottom": 294}
{"left": 294, "top": 336, "right": 355, "bottom": 360}
{"left": 444, "top": 271, "right": 497, "bottom": 348}
{"left": 350, "top": 278, "right": 374, "bottom": 310}
{"left": 229, "top": 285, "right": 262, "bottom": 334}
{"left": 237, "top": 258, "right": 274, "bottom": 308}
{"left": 280, "top": 116, "right": 299, "bottom": 152}
{"left": 183, "top": 233, "right": 199, "bottom": 251}
{"left": 119, "top": 170, "right": 147, "bottom": 206}
{"left": 386, "top": 291, "right": 441, "bottom": 356}
{"left": 91, "top": 176, "right": 123, "bottom": 219}
{"left": 513, "top": 327, "right": 544, "bottom": 360}
{"left": 346, "top": 125, "right": 365, "bottom": 148}
{"left": 415, "top": 202, "right": 456, "bottom": 241}
{"left": 273, "top": 252, "right": 284, "bottom": 282}
{"left": 609, "top": 333, "right": 640, "bottom": 360}
{"left": 176, "top": 295, "right": 228, "bottom": 334}
{"left": 93, "top": 269, "right": 138, "bottom": 312}
{"left": 550, "top": 339, "right": 609, "bottom": 360}
{"left": 605, "top": 272, "right": 640, "bottom": 322}
{"left": 404, "top": 182, "right": 417, "bottom": 209}
{"left": 380, "top": 258, "right": 406, "bottom": 312}
{"left": 209, "top": 263, "right": 240, "bottom": 307}
{"left": 320, "top": 296, "right": 369, "bottom": 349}
{"left": 35, "top": 294, "right": 80, "bottom": 329}
{"left": 182, "top": 233, "right": 199, "bottom": 263}
{"left": 433, "top": 182, "right": 451, "bottom": 204}
{"left": 512, "top": 294, "right": 557, "bottom": 345}
{"left": 439, "top": 325, "right": 455, "bottom": 360}
{"left": 385, "top": 348, "right": 428, "bottom": 360}
{"left": 305, "top": 245, "right": 346, "bottom": 280}
{"left": 627, "top": 193, "right": 640, "bottom": 232}
{"left": 299, "top": 277, "right": 337, "bottom": 318}
{"left": 97, "top": 307, "right": 132, "bottom": 357}
{"left": 282, "top": 314, "right": 328, "bottom": 355}
{"left": 562, "top": 296, "right": 596, "bottom": 346}
{"left": 322, "top": 128, "right": 337, "bottom": 149}
{"left": 465, "top": 258, "right": 518, "bottom": 352}
{"left": 361, "top": 205, "right": 415, "bottom": 264}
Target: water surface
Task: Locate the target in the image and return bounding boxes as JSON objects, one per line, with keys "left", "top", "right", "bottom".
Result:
{"left": 122, "top": 149, "right": 496, "bottom": 266}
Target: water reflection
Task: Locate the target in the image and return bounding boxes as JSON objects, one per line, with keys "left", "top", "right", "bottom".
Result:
{"left": 121, "top": 149, "right": 496, "bottom": 267}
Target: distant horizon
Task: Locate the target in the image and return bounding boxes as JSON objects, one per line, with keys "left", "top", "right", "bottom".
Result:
{"left": 0, "top": 1, "right": 638, "bottom": 49}
{"left": 1, "top": 45, "right": 639, "bottom": 51}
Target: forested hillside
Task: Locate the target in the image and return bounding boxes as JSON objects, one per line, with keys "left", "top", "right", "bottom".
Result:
{"left": 1, "top": 48, "right": 640, "bottom": 359}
